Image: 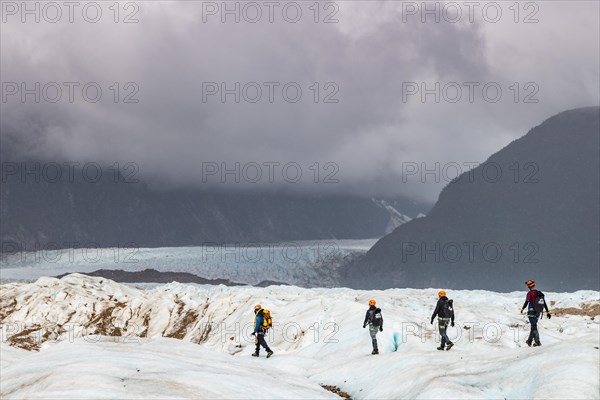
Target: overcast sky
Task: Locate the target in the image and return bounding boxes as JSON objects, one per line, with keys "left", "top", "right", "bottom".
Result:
{"left": 1, "top": 0, "right": 599, "bottom": 201}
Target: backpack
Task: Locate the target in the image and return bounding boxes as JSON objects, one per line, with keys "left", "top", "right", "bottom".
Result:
{"left": 261, "top": 309, "right": 273, "bottom": 330}
{"left": 439, "top": 299, "right": 453, "bottom": 318}
{"left": 371, "top": 308, "right": 383, "bottom": 327}
{"left": 533, "top": 291, "right": 546, "bottom": 313}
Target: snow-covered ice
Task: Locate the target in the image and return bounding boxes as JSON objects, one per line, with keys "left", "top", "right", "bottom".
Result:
{"left": 0, "top": 338, "right": 339, "bottom": 399}
{"left": 1, "top": 274, "right": 598, "bottom": 399}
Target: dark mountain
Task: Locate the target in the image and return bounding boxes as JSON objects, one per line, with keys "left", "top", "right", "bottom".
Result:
{"left": 343, "top": 107, "right": 600, "bottom": 292}
{"left": 0, "top": 164, "right": 430, "bottom": 251}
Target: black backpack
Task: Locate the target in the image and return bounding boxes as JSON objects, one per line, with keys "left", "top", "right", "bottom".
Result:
{"left": 439, "top": 299, "right": 453, "bottom": 318}
{"left": 533, "top": 290, "right": 546, "bottom": 313}
{"left": 371, "top": 308, "right": 383, "bottom": 327}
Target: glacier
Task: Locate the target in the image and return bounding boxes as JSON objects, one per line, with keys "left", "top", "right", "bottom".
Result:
{"left": 1, "top": 274, "right": 598, "bottom": 399}
{"left": 0, "top": 239, "right": 377, "bottom": 286}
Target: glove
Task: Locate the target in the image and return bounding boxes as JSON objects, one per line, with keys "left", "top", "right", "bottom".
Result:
{"left": 430, "top": 319, "right": 434, "bottom": 325}
{"left": 520, "top": 308, "right": 524, "bottom": 314}
{"left": 451, "top": 322, "right": 455, "bottom": 327}
{"left": 363, "top": 324, "right": 366, "bottom": 329}
{"left": 547, "top": 313, "right": 551, "bottom": 319}
{"left": 379, "top": 327, "right": 383, "bottom": 332}
{"left": 251, "top": 332, "right": 256, "bottom": 336}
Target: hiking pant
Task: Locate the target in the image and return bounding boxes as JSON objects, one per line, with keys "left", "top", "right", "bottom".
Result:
{"left": 369, "top": 325, "right": 379, "bottom": 350}
{"left": 527, "top": 312, "right": 541, "bottom": 344}
{"left": 255, "top": 331, "right": 271, "bottom": 352}
{"left": 438, "top": 318, "right": 453, "bottom": 347}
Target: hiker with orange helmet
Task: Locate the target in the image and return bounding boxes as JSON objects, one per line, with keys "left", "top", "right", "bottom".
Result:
{"left": 251, "top": 304, "right": 273, "bottom": 358}
{"left": 431, "top": 290, "right": 455, "bottom": 351}
{"left": 362, "top": 299, "right": 383, "bottom": 354}
{"left": 521, "top": 280, "right": 551, "bottom": 347}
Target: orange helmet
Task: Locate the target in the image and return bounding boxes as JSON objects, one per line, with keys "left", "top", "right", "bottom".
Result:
{"left": 525, "top": 280, "right": 536, "bottom": 289}
{"left": 438, "top": 290, "right": 446, "bottom": 297}
{"left": 369, "top": 299, "right": 376, "bottom": 306}
{"left": 254, "top": 304, "right": 262, "bottom": 312}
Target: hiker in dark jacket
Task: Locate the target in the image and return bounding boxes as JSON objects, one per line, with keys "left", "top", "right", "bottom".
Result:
{"left": 362, "top": 299, "right": 383, "bottom": 354}
{"left": 431, "top": 290, "right": 455, "bottom": 351}
{"left": 521, "top": 280, "right": 551, "bottom": 347}
{"left": 252, "top": 304, "right": 273, "bottom": 358}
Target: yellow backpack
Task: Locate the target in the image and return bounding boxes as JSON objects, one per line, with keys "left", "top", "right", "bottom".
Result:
{"left": 262, "top": 309, "right": 273, "bottom": 330}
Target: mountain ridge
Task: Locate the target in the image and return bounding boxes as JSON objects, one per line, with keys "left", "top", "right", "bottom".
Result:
{"left": 343, "top": 106, "right": 600, "bottom": 292}
{"left": 0, "top": 168, "right": 430, "bottom": 251}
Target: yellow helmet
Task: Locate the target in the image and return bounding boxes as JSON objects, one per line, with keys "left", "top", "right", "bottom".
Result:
{"left": 369, "top": 299, "right": 376, "bottom": 306}
{"left": 438, "top": 290, "right": 446, "bottom": 297}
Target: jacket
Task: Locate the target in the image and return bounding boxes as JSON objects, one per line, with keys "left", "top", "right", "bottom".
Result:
{"left": 522, "top": 289, "right": 549, "bottom": 314}
{"left": 431, "top": 296, "right": 455, "bottom": 323}
{"left": 254, "top": 310, "right": 264, "bottom": 334}
{"left": 363, "top": 306, "right": 383, "bottom": 329}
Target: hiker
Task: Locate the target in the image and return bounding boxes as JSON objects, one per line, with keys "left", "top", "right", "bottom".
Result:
{"left": 520, "top": 280, "right": 551, "bottom": 347}
{"left": 431, "top": 290, "right": 455, "bottom": 351}
{"left": 362, "top": 299, "right": 383, "bottom": 354}
{"left": 252, "top": 304, "right": 273, "bottom": 358}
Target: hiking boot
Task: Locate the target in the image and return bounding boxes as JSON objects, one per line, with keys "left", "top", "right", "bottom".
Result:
{"left": 371, "top": 348, "right": 379, "bottom": 355}
{"left": 526, "top": 340, "right": 532, "bottom": 347}
{"left": 446, "top": 343, "right": 454, "bottom": 351}
{"left": 252, "top": 351, "right": 259, "bottom": 357}
{"left": 266, "top": 350, "right": 274, "bottom": 358}
{"left": 437, "top": 346, "right": 445, "bottom": 351}
{"left": 533, "top": 342, "right": 542, "bottom": 347}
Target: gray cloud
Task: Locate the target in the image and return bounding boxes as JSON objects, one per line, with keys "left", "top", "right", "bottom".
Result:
{"left": 1, "top": 1, "right": 598, "bottom": 202}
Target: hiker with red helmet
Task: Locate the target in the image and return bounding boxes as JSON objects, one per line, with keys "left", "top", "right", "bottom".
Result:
{"left": 251, "top": 304, "right": 274, "bottom": 358}
{"left": 431, "top": 290, "right": 455, "bottom": 351}
{"left": 362, "top": 299, "right": 383, "bottom": 354}
{"left": 521, "top": 280, "right": 551, "bottom": 347}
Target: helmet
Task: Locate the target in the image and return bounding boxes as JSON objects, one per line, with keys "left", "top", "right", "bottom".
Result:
{"left": 525, "top": 280, "right": 536, "bottom": 288}
{"left": 438, "top": 290, "right": 446, "bottom": 297}
{"left": 254, "top": 304, "right": 262, "bottom": 311}
{"left": 368, "top": 299, "right": 376, "bottom": 306}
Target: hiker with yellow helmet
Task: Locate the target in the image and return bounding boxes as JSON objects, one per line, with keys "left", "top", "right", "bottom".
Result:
{"left": 431, "top": 290, "right": 455, "bottom": 351}
{"left": 520, "top": 280, "right": 551, "bottom": 347}
{"left": 251, "top": 304, "right": 273, "bottom": 358}
{"left": 362, "top": 299, "right": 383, "bottom": 355}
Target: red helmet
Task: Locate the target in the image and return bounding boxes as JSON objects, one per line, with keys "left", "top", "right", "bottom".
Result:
{"left": 526, "top": 280, "right": 536, "bottom": 289}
